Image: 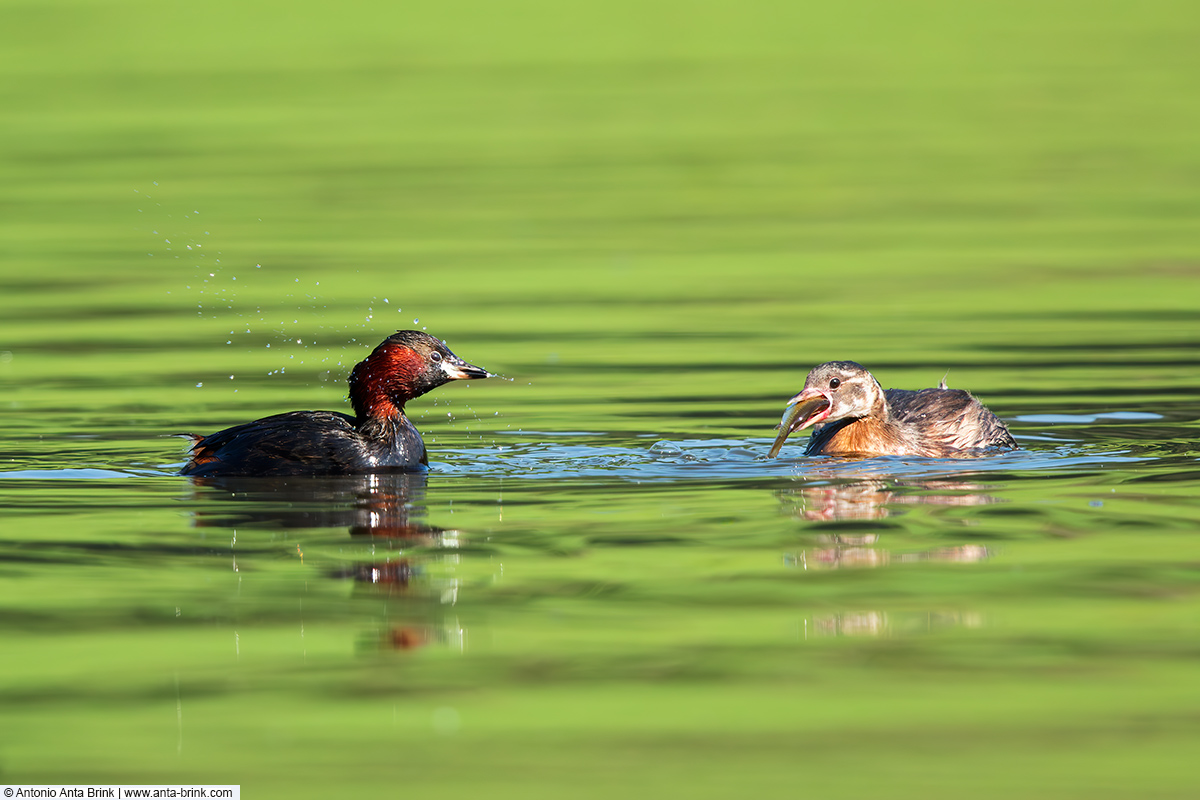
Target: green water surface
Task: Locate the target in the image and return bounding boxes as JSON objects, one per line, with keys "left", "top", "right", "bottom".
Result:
{"left": 2, "top": 0, "right": 1200, "bottom": 797}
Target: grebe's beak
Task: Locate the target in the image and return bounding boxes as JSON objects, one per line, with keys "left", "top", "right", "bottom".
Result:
{"left": 766, "top": 388, "right": 832, "bottom": 458}
{"left": 441, "top": 356, "right": 492, "bottom": 381}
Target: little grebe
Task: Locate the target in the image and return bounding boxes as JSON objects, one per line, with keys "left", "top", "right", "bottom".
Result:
{"left": 767, "top": 361, "right": 1017, "bottom": 458}
{"left": 180, "top": 331, "right": 492, "bottom": 477}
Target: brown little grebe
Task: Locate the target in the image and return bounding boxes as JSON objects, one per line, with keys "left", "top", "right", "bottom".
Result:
{"left": 767, "top": 361, "right": 1017, "bottom": 458}
{"left": 180, "top": 331, "right": 491, "bottom": 477}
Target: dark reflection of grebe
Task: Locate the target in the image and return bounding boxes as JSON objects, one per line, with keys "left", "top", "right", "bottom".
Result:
{"left": 185, "top": 472, "right": 440, "bottom": 537}
{"left": 184, "top": 472, "right": 465, "bottom": 650}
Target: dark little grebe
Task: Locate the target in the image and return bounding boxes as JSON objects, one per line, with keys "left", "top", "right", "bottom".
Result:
{"left": 180, "top": 331, "right": 492, "bottom": 477}
{"left": 767, "top": 361, "right": 1017, "bottom": 458}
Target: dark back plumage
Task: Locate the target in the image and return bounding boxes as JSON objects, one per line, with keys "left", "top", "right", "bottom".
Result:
{"left": 180, "top": 410, "right": 427, "bottom": 477}
{"left": 883, "top": 387, "right": 1018, "bottom": 454}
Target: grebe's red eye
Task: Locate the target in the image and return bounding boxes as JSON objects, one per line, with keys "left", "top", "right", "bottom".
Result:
{"left": 829, "top": 378, "right": 841, "bottom": 389}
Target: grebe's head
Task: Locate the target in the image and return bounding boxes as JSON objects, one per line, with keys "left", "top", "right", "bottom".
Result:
{"left": 349, "top": 331, "right": 491, "bottom": 420}
{"left": 767, "top": 361, "right": 886, "bottom": 457}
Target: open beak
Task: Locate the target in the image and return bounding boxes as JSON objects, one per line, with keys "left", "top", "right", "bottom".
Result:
{"left": 441, "top": 356, "right": 493, "bottom": 381}
{"left": 766, "top": 388, "right": 832, "bottom": 458}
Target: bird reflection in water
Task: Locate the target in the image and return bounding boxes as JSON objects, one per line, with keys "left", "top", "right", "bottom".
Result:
{"left": 778, "top": 476, "right": 996, "bottom": 568}
{"left": 787, "top": 537, "right": 992, "bottom": 570}
{"left": 184, "top": 472, "right": 466, "bottom": 651}
{"left": 808, "top": 610, "right": 985, "bottom": 638}
{"left": 779, "top": 475, "right": 995, "bottom": 638}
{"left": 778, "top": 475, "right": 1002, "bottom": 523}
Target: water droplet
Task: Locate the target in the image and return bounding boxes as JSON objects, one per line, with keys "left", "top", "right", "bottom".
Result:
{"left": 196, "top": 382, "right": 203, "bottom": 388}
{"left": 650, "top": 441, "right": 683, "bottom": 457}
